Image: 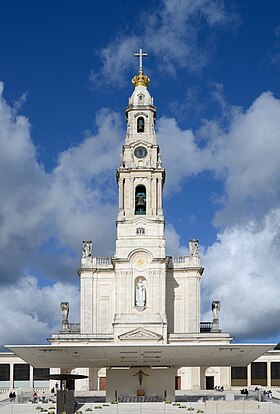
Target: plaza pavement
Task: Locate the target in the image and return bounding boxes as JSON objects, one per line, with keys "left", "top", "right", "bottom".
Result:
{"left": 1, "top": 401, "right": 280, "bottom": 414}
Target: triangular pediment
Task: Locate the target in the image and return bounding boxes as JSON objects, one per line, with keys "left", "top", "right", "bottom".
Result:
{"left": 133, "top": 218, "right": 147, "bottom": 225}
{"left": 118, "top": 327, "right": 163, "bottom": 342}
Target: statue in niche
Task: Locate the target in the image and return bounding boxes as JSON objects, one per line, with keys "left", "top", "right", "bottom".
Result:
{"left": 60, "top": 302, "right": 69, "bottom": 331}
{"left": 212, "top": 300, "right": 221, "bottom": 320}
{"left": 82, "top": 240, "right": 92, "bottom": 258}
{"left": 189, "top": 239, "right": 199, "bottom": 256}
{"left": 136, "top": 279, "right": 146, "bottom": 307}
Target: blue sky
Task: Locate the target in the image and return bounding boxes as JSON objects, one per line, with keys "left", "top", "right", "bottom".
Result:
{"left": 0, "top": 0, "right": 280, "bottom": 347}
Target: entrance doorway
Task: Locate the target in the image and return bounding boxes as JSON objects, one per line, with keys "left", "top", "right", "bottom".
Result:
{"left": 206, "top": 376, "right": 214, "bottom": 390}
{"left": 175, "top": 376, "right": 181, "bottom": 390}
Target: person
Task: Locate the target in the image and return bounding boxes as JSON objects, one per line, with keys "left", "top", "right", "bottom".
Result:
{"left": 9, "top": 391, "right": 13, "bottom": 401}
{"left": 42, "top": 391, "right": 46, "bottom": 402}
{"left": 51, "top": 387, "right": 54, "bottom": 395}
{"left": 33, "top": 391, "right": 38, "bottom": 402}
{"left": 12, "top": 391, "right": 16, "bottom": 402}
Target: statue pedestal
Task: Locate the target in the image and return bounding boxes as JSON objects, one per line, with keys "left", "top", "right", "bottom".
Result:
{"left": 211, "top": 319, "right": 221, "bottom": 332}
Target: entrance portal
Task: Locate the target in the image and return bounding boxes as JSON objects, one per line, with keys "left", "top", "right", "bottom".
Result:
{"left": 206, "top": 376, "right": 214, "bottom": 390}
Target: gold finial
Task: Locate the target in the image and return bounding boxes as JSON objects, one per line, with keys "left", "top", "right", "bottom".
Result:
{"left": 132, "top": 72, "right": 150, "bottom": 88}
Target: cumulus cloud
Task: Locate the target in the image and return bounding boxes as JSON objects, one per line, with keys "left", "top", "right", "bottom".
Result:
{"left": 165, "top": 223, "right": 188, "bottom": 256}
{"left": 159, "top": 91, "right": 280, "bottom": 227}
{"left": 0, "top": 83, "right": 123, "bottom": 346}
{"left": 201, "top": 209, "right": 280, "bottom": 341}
{"left": 92, "top": 0, "right": 237, "bottom": 86}
{"left": 158, "top": 89, "right": 280, "bottom": 341}
{"left": 1, "top": 276, "right": 80, "bottom": 348}
{"left": 0, "top": 84, "right": 122, "bottom": 288}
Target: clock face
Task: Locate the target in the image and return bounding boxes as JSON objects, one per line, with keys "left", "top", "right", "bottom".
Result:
{"left": 134, "top": 146, "right": 148, "bottom": 159}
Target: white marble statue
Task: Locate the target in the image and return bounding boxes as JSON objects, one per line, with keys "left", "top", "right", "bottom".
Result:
{"left": 136, "top": 279, "right": 146, "bottom": 307}
{"left": 82, "top": 240, "right": 92, "bottom": 258}
{"left": 189, "top": 239, "right": 199, "bottom": 256}
{"left": 60, "top": 302, "right": 69, "bottom": 331}
{"left": 212, "top": 300, "right": 221, "bottom": 320}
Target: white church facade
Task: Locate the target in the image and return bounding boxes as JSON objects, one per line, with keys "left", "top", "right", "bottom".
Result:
{"left": 4, "top": 51, "right": 277, "bottom": 400}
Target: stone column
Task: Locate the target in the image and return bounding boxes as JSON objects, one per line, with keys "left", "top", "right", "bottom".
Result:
{"left": 30, "top": 365, "right": 34, "bottom": 389}
{"left": 157, "top": 177, "right": 162, "bottom": 214}
{"left": 200, "top": 367, "right": 207, "bottom": 390}
{"left": 152, "top": 177, "right": 156, "bottom": 214}
{"left": 247, "top": 364, "right": 251, "bottom": 387}
{"left": 130, "top": 177, "right": 134, "bottom": 216}
{"left": 10, "top": 363, "right": 14, "bottom": 390}
{"left": 89, "top": 368, "right": 99, "bottom": 390}
{"left": 119, "top": 178, "right": 124, "bottom": 211}
{"left": 267, "top": 362, "right": 271, "bottom": 387}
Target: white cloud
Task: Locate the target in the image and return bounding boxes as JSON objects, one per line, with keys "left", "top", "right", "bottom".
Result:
{"left": 0, "top": 83, "right": 123, "bottom": 346}
{"left": 158, "top": 90, "right": 280, "bottom": 341}
{"left": 1, "top": 276, "right": 79, "bottom": 347}
{"left": 157, "top": 116, "right": 207, "bottom": 194}
{"left": 0, "top": 84, "right": 123, "bottom": 289}
{"left": 92, "top": 0, "right": 237, "bottom": 86}
{"left": 165, "top": 223, "right": 188, "bottom": 256}
{"left": 159, "top": 91, "right": 280, "bottom": 226}
{"left": 201, "top": 209, "right": 280, "bottom": 341}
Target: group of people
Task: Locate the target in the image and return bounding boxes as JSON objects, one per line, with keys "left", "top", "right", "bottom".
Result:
{"left": 32, "top": 391, "right": 46, "bottom": 402}
{"left": 8, "top": 391, "right": 16, "bottom": 402}
{"left": 214, "top": 385, "right": 224, "bottom": 391}
{"left": 240, "top": 388, "right": 249, "bottom": 395}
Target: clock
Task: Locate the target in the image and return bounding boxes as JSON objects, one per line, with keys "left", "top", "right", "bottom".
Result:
{"left": 134, "top": 146, "right": 147, "bottom": 159}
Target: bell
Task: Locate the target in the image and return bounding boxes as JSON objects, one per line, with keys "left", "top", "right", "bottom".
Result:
{"left": 136, "top": 195, "right": 145, "bottom": 207}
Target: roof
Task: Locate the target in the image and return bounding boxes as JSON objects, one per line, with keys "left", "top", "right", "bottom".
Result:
{"left": 6, "top": 343, "right": 273, "bottom": 368}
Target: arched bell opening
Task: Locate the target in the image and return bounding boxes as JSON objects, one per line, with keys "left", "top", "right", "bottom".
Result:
{"left": 137, "top": 116, "right": 145, "bottom": 133}
{"left": 135, "top": 185, "right": 146, "bottom": 215}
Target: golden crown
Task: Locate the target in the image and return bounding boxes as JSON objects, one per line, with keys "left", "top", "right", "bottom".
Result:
{"left": 132, "top": 71, "right": 150, "bottom": 88}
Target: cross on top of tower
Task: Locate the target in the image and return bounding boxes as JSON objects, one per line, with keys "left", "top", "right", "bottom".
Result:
{"left": 134, "top": 48, "right": 148, "bottom": 74}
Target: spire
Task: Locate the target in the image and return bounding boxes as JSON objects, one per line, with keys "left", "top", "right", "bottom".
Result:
{"left": 132, "top": 48, "right": 150, "bottom": 88}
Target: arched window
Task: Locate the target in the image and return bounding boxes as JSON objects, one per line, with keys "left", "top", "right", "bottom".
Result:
{"left": 135, "top": 185, "right": 146, "bottom": 215}
{"left": 137, "top": 116, "right": 145, "bottom": 133}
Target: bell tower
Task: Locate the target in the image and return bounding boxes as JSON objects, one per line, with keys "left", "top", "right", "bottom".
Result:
{"left": 112, "top": 50, "right": 168, "bottom": 342}
{"left": 77, "top": 49, "right": 204, "bottom": 344}
{"left": 116, "top": 49, "right": 165, "bottom": 259}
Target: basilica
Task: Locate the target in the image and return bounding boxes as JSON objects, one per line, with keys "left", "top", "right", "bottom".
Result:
{"left": 4, "top": 51, "right": 277, "bottom": 401}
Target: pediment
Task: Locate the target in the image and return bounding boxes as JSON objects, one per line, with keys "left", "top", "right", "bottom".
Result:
{"left": 133, "top": 217, "right": 148, "bottom": 225}
{"left": 118, "top": 327, "right": 163, "bottom": 342}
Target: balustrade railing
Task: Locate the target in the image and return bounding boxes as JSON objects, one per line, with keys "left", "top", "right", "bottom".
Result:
{"left": 200, "top": 322, "right": 212, "bottom": 333}
{"left": 96, "top": 257, "right": 112, "bottom": 265}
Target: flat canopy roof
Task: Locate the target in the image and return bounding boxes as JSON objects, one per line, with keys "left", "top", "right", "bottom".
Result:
{"left": 6, "top": 344, "right": 273, "bottom": 369}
